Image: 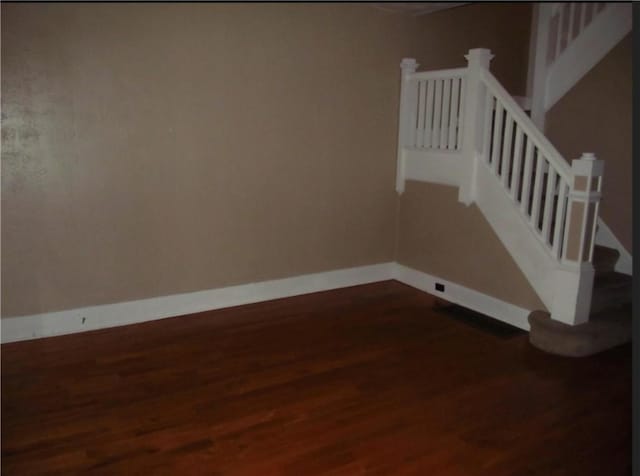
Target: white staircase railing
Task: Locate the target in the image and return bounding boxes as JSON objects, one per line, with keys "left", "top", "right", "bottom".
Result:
{"left": 404, "top": 67, "right": 467, "bottom": 152}
{"left": 547, "top": 3, "right": 606, "bottom": 64}
{"left": 396, "top": 49, "right": 603, "bottom": 326}
{"left": 529, "top": 2, "right": 632, "bottom": 129}
{"left": 480, "top": 70, "right": 574, "bottom": 262}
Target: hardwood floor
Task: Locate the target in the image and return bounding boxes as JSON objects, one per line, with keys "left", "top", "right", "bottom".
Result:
{"left": 1, "top": 281, "right": 631, "bottom": 475}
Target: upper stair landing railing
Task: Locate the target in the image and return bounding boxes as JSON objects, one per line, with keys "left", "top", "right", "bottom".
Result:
{"left": 396, "top": 49, "right": 603, "bottom": 325}
{"left": 528, "top": 2, "right": 632, "bottom": 129}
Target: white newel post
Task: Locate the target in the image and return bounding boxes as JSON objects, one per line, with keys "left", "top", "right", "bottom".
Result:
{"left": 459, "top": 48, "right": 494, "bottom": 205}
{"left": 396, "top": 58, "right": 419, "bottom": 194}
{"left": 551, "top": 153, "right": 604, "bottom": 325}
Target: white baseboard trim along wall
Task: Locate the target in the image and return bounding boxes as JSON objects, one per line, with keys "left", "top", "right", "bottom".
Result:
{"left": 1, "top": 263, "right": 395, "bottom": 344}
{"left": 393, "top": 264, "right": 531, "bottom": 331}
{"left": 2, "top": 262, "right": 533, "bottom": 343}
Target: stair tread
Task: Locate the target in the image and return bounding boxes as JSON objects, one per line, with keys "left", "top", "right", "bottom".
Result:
{"left": 530, "top": 307, "right": 630, "bottom": 334}
{"left": 593, "top": 271, "right": 632, "bottom": 290}
{"left": 591, "top": 271, "right": 632, "bottom": 314}
{"left": 528, "top": 308, "right": 631, "bottom": 357}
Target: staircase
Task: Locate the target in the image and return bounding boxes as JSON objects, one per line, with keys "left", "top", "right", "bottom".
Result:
{"left": 527, "top": 1, "right": 633, "bottom": 277}
{"left": 529, "top": 244, "right": 631, "bottom": 357}
{"left": 395, "top": 6, "right": 631, "bottom": 356}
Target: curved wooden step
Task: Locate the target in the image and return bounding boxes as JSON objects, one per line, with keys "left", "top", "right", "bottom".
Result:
{"left": 528, "top": 306, "right": 631, "bottom": 357}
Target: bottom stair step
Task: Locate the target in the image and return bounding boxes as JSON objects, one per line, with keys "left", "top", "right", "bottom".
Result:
{"left": 528, "top": 306, "right": 631, "bottom": 357}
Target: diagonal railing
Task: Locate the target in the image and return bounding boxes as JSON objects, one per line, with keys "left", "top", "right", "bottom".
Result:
{"left": 529, "top": 2, "right": 631, "bottom": 129}
{"left": 396, "top": 49, "right": 604, "bottom": 325}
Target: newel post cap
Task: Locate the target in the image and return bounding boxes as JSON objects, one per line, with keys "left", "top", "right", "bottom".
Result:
{"left": 400, "top": 58, "right": 419, "bottom": 72}
{"left": 571, "top": 152, "right": 604, "bottom": 177}
{"left": 464, "top": 48, "right": 494, "bottom": 69}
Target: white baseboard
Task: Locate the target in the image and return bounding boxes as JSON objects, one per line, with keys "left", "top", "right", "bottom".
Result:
{"left": 1, "top": 262, "right": 535, "bottom": 343}
{"left": 595, "top": 218, "right": 632, "bottom": 275}
{"left": 393, "top": 264, "right": 532, "bottom": 331}
{"left": 1, "top": 263, "right": 395, "bottom": 343}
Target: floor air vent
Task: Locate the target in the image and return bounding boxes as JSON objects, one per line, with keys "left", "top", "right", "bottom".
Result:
{"left": 434, "top": 302, "right": 525, "bottom": 339}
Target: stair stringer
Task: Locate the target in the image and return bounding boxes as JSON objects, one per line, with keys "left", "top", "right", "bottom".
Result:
{"left": 472, "top": 156, "right": 594, "bottom": 325}
{"left": 399, "top": 150, "right": 595, "bottom": 325}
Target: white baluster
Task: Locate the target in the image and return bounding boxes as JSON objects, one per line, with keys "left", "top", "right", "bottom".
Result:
{"left": 440, "top": 78, "right": 451, "bottom": 149}
{"left": 556, "top": 4, "right": 566, "bottom": 58}
{"left": 424, "top": 80, "right": 434, "bottom": 148}
{"left": 510, "top": 126, "right": 524, "bottom": 201}
{"left": 531, "top": 152, "right": 546, "bottom": 229}
{"left": 416, "top": 80, "right": 426, "bottom": 148}
{"left": 481, "top": 91, "right": 493, "bottom": 162}
{"left": 456, "top": 78, "right": 465, "bottom": 150}
{"left": 552, "top": 179, "right": 568, "bottom": 259}
{"left": 579, "top": 3, "right": 587, "bottom": 35}
{"left": 520, "top": 140, "right": 535, "bottom": 216}
{"left": 567, "top": 3, "right": 576, "bottom": 41}
{"left": 491, "top": 101, "right": 503, "bottom": 175}
{"left": 541, "top": 167, "right": 557, "bottom": 243}
{"left": 448, "top": 78, "right": 459, "bottom": 150}
{"left": 501, "top": 115, "right": 514, "bottom": 187}
{"left": 433, "top": 80, "right": 442, "bottom": 149}
{"left": 584, "top": 2, "right": 594, "bottom": 26}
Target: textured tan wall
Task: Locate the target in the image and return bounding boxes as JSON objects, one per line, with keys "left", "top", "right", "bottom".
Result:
{"left": 396, "top": 183, "right": 545, "bottom": 310}
{"left": 413, "top": 3, "right": 533, "bottom": 96}
{"left": 1, "top": 4, "right": 418, "bottom": 316}
{"left": 396, "top": 3, "right": 545, "bottom": 311}
{"left": 546, "top": 34, "right": 632, "bottom": 253}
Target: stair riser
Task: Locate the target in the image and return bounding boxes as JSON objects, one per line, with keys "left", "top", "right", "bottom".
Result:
{"left": 529, "top": 327, "right": 631, "bottom": 358}
{"left": 591, "top": 289, "right": 631, "bottom": 315}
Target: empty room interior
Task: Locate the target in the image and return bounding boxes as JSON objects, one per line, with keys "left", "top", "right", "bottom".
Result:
{"left": 1, "top": 2, "right": 633, "bottom": 474}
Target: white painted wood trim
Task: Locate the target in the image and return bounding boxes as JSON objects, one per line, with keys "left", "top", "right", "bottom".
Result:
{"left": 393, "top": 264, "right": 532, "bottom": 331}
{"left": 401, "top": 149, "right": 463, "bottom": 188}
{"left": 481, "top": 69, "right": 572, "bottom": 181}
{"left": 409, "top": 67, "right": 467, "bottom": 81}
{"left": 1, "top": 263, "right": 395, "bottom": 343}
{"left": 545, "top": 3, "right": 632, "bottom": 110}
{"left": 1, "top": 261, "right": 540, "bottom": 343}
{"left": 595, "top": 218, "right": 632, "bottom": 275}
{"left": 474, "top": 160, "right": 558, "bottom": 311}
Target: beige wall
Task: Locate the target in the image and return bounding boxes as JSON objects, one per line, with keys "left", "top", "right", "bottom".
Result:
{"left": 1, "top": 4, "right": 419, "bottom": 316}
{"left": 395, "top": 2, "right": 545, "bottom": 311}
{"left": 0, "top": 3, "right": 557, "bottom": 319}
{"left": 546, "top": 34, "right": 632, "bottom": 253}
{"left": 396, "top": 183, "right": 545, "bottom": 310}
{"left": 413, "top": 3, "right": 533, "bottom": 96}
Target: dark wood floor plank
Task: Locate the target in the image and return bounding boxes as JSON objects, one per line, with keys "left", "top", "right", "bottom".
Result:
{"left": 2, "top": 281, "right": 631, "bottom": 475}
